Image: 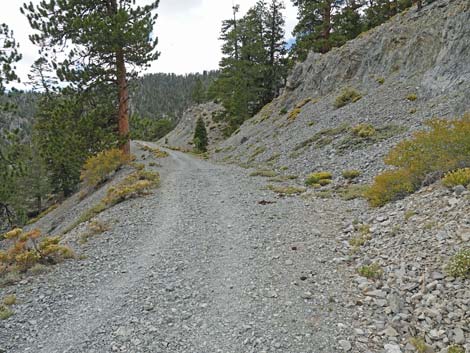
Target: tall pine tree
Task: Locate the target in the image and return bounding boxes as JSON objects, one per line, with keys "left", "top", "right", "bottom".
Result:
{"left": 22, "top": 0, "right": 160, "bottom": 154}
{"left": 210, "top": 1, "right": 288, "bottom": 133}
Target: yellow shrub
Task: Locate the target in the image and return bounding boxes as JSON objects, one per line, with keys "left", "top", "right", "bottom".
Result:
{"left": 367, "top": 114, "right": 470, "bottom": 206}
{"left": 288, "top": 108, "right": 301, "bottom": 121}
{"left": 334, "top": 88, "right": 362, "bottom": 108}
{"left": 0, "top": 229, "right": 74, "bottom": 273}
{"left": 442, "top": 168, "right": 470, "bottom": 188}
{"left": 103, "top": 170, "right": 160, "bottom": 206}
{"left": 406, "top": 93, "right": 418, "bottom": 101}
{"left": 365, "top": 169, "right": 416, "bottom": 207}
{"left": 342, "top": 170, "right": 361, "bottom": 180}
{"left": 352, "top": 124, "right": 376, "bottom": 138}
{"left": 305, "top": 172, "right": 332, "bottom": 186}
{"left": 81, "top": 148, "right": 129, "bottom": 188}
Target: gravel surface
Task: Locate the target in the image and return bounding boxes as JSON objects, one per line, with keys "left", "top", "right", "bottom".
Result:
{"left": 0, "top": 146, "right": 359, "bottom": 353}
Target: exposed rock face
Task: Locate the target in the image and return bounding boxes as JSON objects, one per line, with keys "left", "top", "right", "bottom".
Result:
{"left": 213, "top": 0, "right": 470, "bottom": 182}
{"left": 160, "top": 102, "right": 226, "bottom": 151}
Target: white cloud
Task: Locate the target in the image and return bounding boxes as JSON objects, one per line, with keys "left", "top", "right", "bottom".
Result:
{"left": 1, "top": 0, "right": 297, "bottom": 87}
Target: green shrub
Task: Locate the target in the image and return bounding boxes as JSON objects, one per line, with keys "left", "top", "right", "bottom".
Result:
{"left": 376, "top": 77, "right": 385, "bottom": 84}
{"left": 352, "top": 124, "right": 376, "bottom": 138}
{"left": 267, "top": 185, "right": 306, "bottom": 195}
{"left": 448, "top": 345, "right": 465, "bottom": 353}
{"left": 337, "top": 185, "right": 367, "bottom": 200}
{"left": 365, "top": 169, "right": 416, "bottom": 207}
{"left": 249, "top": 170, "right": 277, "bottom": 177}
{"left": 0, "top": 305, "right": 13, "bottom": 320}
{"left": 407, "top": 93, "right": 418, "bottom": 101}
{"left": 342, "top": 170, "right": 361, "bottom": 180}
{"left": 446, "top": 249, "right": 470, "bottom": 278}
{"left": 334, "top": 88, "right": 362, "bottom": 108}
{"left": 409, "top": 337, "right": 428, "bottom": 353}
{"left": 280, "top": 107, "right": 288, "bottom": 115}
{"left": 305, "top": 172, "right": 332, "bottom": 186}
{"left": 367, "top": 114, "right": 470, "bottom": 206}
{"left": 3, "top": 294, "right": 16, "bottom": 306}
{"left": 358, "top": 263, "right": 383, "bottom": 279}
{"left": 442, "top": 168, "right": 470, "bottom": 188}
{"left": 80, "top": 148, "right": 129, "bottom": 188}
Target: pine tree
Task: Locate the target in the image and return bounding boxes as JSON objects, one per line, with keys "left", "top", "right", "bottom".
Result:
{"left": 265, "top": 0, "right": 288, "bottom": 99}
{"left": 22, "top": 0, "right": 160, "bottom": 155}
{"left": 209, "top": 1, "right": 287, "bottom": 133}
{"left": 291, "top": 0, "right": 345, "bottom": 61}
{"left": 193, "top": 117, "right": 208, "bottom": 152}
{"left": 0, "top": 23, "right": 23, "bottom": 226}
{"left": 192, "top": 78, "right": 206, "bottom": 104}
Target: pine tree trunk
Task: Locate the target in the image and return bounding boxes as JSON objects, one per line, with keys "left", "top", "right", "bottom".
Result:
{"left": 322, "top": 2, "right": 332, "bottom": 53}
{"left": 116, "top": 49, "right": 130, "bottom": 155}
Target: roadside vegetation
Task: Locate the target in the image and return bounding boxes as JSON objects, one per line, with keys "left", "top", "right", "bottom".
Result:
{"left": 366, "top": 114, "right": 470, "bottom": 207}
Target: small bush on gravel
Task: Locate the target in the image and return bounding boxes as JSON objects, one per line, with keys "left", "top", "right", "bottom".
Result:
{"left": 409, "top": 337, "right": 430, "bottom": 353}
{"left": 267, "top": 185, "right": 306, "bottom": 195}
{"left": 3, "top": 294, "right": 16, "bottom": 306}
{"left": 334, "top": 88, "right": 362, "bottom": 108}
{"left": 442, "top": 168, "right": 470, "bottom": 188}
{"left": 352, "top": 124, "right": 376, "bottom": 138}
{"left": 103, "top": 170, "right": 160, "bottom": 207}
{"left": 446, "top": 249, "right": 470, "bottom": 278}
{"left": 342, "top": 170, "right": 361, "bottom": 180}
{"left": 80, "top": 220, "right": 110, "bottom": 244}
{"left": 140, "top": 144, "right": 169, "bottom": 158}
{"left": 407, "top": 93, "right": 418, "bottom": 101}
{"left": 367, "top": 114, "right": 470, "bottom": 206}
{"left": 358, "top": 263, "right": 383, "bottom": 279}
{"left": 0, "top": 305, "right": 13, "bottom": 320}
{"left": 305, "top": 172, "right": 332, "bottom": 186}
{"left": 287, "top": 108, "right": 301, "bottom": 121}
{"left": 447, "top": 345, "right": 465, "bottom": 353}
{"left": 337, "top": 185, "right": 367, "bottom": 200}
{"left": 365, "top": 169, "right": 416, "bottom": 207}
{"left": 81, "top": 148, "right": 130, "bottom": 189}
{"left": 250, "top": 170, "right": 277, "bottom": 177}
{"left": 0, "top": 229, "right": 74, "bottom": 274}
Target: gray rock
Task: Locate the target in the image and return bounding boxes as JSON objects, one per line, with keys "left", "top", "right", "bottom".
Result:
{"left": 384, "top": 343, "right": 402, "bottom": 353}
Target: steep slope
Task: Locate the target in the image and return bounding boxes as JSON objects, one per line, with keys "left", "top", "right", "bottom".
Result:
{"left": 213, "top": 0, "right": 470, "bottom": 183}
{"left": 209, "top": 1, "right": 470, "bottom": 352}
{"left": 160, "top": 102, "right": 227, "bottom": 150}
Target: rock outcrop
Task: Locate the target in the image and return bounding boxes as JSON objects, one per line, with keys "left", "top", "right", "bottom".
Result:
{"left": 160, "top": 102, "right": 226, "bottom": 151}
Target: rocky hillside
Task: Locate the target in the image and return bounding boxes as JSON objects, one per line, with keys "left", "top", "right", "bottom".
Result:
{"left": 160, "top": 102, "right": 227, "bottom": 150}
{"left": 207, "top": 1, "right": 470, "bottom": 352}
{"left": 212, "top": 0, "right": 470, "bottom": 183}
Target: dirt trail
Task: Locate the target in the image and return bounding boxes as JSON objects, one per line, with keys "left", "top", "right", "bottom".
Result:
{"left": 0, "top": 145, "right": 357, "bottom": 353}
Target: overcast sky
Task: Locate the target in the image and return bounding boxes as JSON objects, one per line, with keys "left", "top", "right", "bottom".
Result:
{"left": 1, "top": 0, "right": 297, "bottom": 86}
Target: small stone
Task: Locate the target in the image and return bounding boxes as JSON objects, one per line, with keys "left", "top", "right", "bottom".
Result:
{"left": 383, "top": 326, "right": 399, "bottom": 337}
{"left": 431, "top": 272, "right": 444, "bottom": 280}
{"left": 285, "top": 259, "right": 293, "bottom": 266}
{"left": 388, "top": 294, "right": 403, "bottom": 314}
{"left": 338, "top": 340, "right": 352, "bottom": 351}
{"left": 453, "top": 185, "right": 466, "bottom": 195}
{"left": 453, "top": 327, "right": 465, "bottom": 344}
{"left": 364, "top": 290, "right": 387, "bottom": 298}
{"left": 384, "top": 343, "right": 402, "bottom": 353}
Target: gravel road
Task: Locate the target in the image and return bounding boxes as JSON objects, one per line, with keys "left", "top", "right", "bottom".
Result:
{"left": 0, "top": 146, "right": 357, "bottom": 353}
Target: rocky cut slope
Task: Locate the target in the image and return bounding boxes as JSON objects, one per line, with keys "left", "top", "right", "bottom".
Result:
{"left": 159, "top": 102, "right": 227, "bottom": 151}
{"left": 212, "top": 0, "right": 470, "bottom": 183}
